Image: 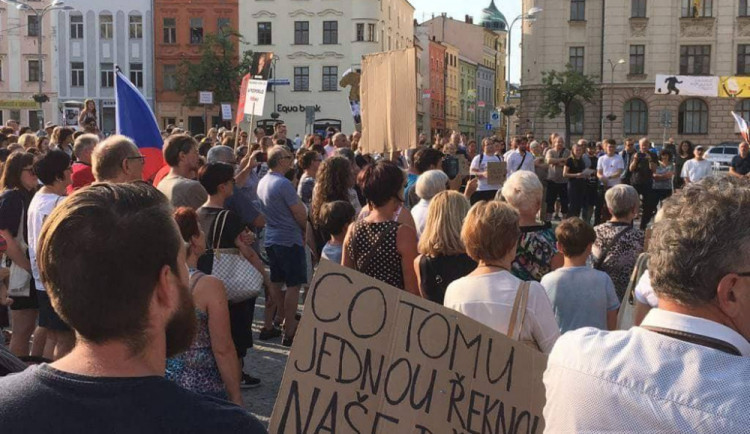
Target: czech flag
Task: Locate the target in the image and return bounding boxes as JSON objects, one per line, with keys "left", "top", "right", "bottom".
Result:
{"left": 115, "top": 68, "right": 164, "bottom": 181}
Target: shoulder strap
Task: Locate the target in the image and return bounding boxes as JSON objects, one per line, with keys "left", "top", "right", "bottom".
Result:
{"left": 516, "top": 152, "right": 527, "bottom": 171}
{"left": 641, "top": 326, "right": 741, "bottom": 356}
{"left": 211, "top": 210, "right": 230, "bottom": 251}
{"left": 359, "top": 223, "right": 399, "bottom": 272}
{"left": 594, "top": 226, "right": 633, "bottom": 270}
{"left": 508, "top": 281, "right": 531, "bottom": 340}
{"left": 479, "top": 153, "right": 484, "bottom": 166}
{"left": 189, "top": 271, "right": 206, "bottom": 292}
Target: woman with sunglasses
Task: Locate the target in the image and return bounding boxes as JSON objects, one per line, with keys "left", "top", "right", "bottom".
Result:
{"left": 0, "top": 152, "right": 41, "bottom": 358}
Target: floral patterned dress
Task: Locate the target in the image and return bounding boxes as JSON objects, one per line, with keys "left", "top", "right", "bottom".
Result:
{"left": 512, "top": 224, "right": 558, "bottom": 282}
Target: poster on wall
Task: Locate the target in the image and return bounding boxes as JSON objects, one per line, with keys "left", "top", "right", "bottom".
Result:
{"left": 269, "top": 260, "right": 548, "bottom": 433}
{"left": 654, "top": 74, "right": 718, "bottom": 97}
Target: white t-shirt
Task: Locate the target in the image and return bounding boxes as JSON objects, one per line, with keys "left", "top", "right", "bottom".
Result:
{"left": 410, "top": 198, "right": 430, "bottom": 238}
{"left": 444, "top": 270, "right": 561, "bottom": 354}
{"left": 634, "top": 270, "right": 658, "bottom": 308}
{"left": 597, "top": 154, "right": 625, "bottom": 187}
{"left": 324, "top": 145, "right": 336, "bottom": 159}
{"left": 470, "top": 153, "right": 503, "bottom": 191}
{"left": 680, "top": 159, "right": 713, "bottom": 183}
{"left": 505, "top": 150, "right": 536, "bottom": 177}
{"left": 28, "top": 192, "right": 65, "bottom": 292}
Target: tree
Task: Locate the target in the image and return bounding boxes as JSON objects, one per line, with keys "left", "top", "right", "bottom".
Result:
{"left": 537, "top": 66, "right": 599, "bottom": 146}
{"left": 176, "top": 29, "right": 254, "bottom": 108}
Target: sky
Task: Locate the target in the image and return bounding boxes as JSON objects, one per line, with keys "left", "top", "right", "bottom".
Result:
{"left": 411, "top": 0, "right": 523, "bottom": 84}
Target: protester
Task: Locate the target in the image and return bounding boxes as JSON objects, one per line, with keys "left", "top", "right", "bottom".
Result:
{"left": 206, "top": 145, "right": 265, "bottom": 232}
{"left": 563, "top": 141, "right": 589, "bottom": 219}
{"left": 415, "top": 191, "right": 476, "bottom": 304}
{"left": 49, "top": 127, "right": 75, "bottom": 158}
{"left": 629, "top": 138, "right": 658, "bottom": 229}
{"left": 319, "top": 200, "right": 356, "bottom": 264}
{"left": 334, "top": 148, "right": 364, "bottom": 215}
{"left": 469, "top": 138, "right": 503, "bottom": 204}
{"left": 297, "top": 150, "right": 322, "bottom": 207}
{"left": 0, "top": 183, "right": 265, "bottom": 432}
{"left": 343, "top": 161, "right": 419, "bottom": 295}
{"left": 196, "top": 162, "right": 268, "bottom": 387}
{"left": 544, "top": 136, "right": 570, "bottom": 221}
{"left": 0, "top": 152, "right": 42, "bottom": 357}
{"left": 309, "top": 156, "right": 354, "bottom": 257}
{"left": 596, "top": 140, "right": 624, "bottom": 203}
{"left": 650, "top": 149, "right": 675, "bottom": 211}
{"left": 168, "top": 207, "right": 243, "bottom": 405}
{"left": 91, "top": 135, "right": 145, "bottom": 183}
{"left": 501, "top": 171, "right": 562, "bottom": 281}
{"left": 77, "top": 99, "right": 98, "bottom": 130}
{"left": 729, "top": 141, "right": 750, "bottom": 178}
{"left": 529, "top": 140, "right": 549, "bottom": 217}
{"left": 410, "top": 169, "right": 448, "bottom": 238}
{"left": 620, "top": 138, "right": 637, "bottom": 184}
{"left": 673, "top": 140, "right": 693, "bottom": 189}
{"left": 544, "top": 176, "right": 750, "bottom": 431}
{"left": 593, "top": 184, "right": 644, "bottom": 300}
{"left": 505, "top": 137, "right": 535, "bottom": 177}
{"left": 28, "top": 150, "right": 74, "bottom": 360}
{"left": 444, "top": 200, "right": 559, "bottom": 353}
{"left": 257, "top": 146, "right": 308, "bottom": 347}
{"left": 273, "top": 122, "right": 295, "bottom": 152}
{"left": 541, "top": 218, "right": 619, "bottom": 333}
{"left": 404, "top": 147, "right": 443, "bottom": 209}
{"left": 157, "top": 134, "right": 208, "bottom": 209}
{"left": 18, "top": 133, "right": 35, "bottom": 150}
{"left": 67, "top": 134, "right": 98, "bottom": 193}
{"left": 680, "top": 145, "right": 713, "bottom": 185}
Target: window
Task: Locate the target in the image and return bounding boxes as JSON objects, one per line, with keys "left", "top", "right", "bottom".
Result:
{"left": 257, "top": 22, "right": 272, "bottom": 45}
{"left": 100, "top": 14, "right": 113, "bottom": 39}
{"left": 217, "top": 18, "right": 230, "bottom": 35}
{"left": 570, "top": 102, "right": 584, "bottom": 135}
{"left": 739, "top": 45, "right": 750, "bottom": 75}
{"left": 294, "top": 67, "right": 309, "bottom": 91}
{"left": 680, "top": 45, "right": 711, "bottom": 75}
{"left": 71, "top": 62, "right": 84, "bottom": 87}
{"left": 130, "top": 63, "right": 143, "bottom": 88}
{"left": 630, "top": 45, "right": 645, "bottom": 75}
{"left": 682, "top": 0, "right": 712, "bottom": 17}
{"left": 28, "top": 60, "right": 40, "bottom": 82}
{"left": 294, "top": 21, "right": 309, "bottom": 45}
{"left": 163, "top": 65, "right": 177, "bottom": 91}
{"left": 322, "top": 66, "right": 338, "bottom": 91}
{"left": 27, "top": 15, "right": 39, "bottom": 37}
{"left": 570, "top": 0, "right": 585, "bottom": 21}
{"left": 190, "top": 18, "right": 203, "bottom": 44}
{"left": 70, "top": 15, "right": 83, "bottom": 39}
{"left": 623, "top": 99, "right": 648, "bottom": 135}
{"left": 678, "top": 98, "right": 708, "bottom": 134}
{"left": 323, "top": 21, "right": 338, "bottom": 44}
{"left": 738, "top": 100, "right": 750, "bottom": 125}
{"left": 356, "top": 23, "right": 364, "bottom": 42}
{"left": 100, "top": 63, "right": 114, "bottom": 88}
{"left": 367, "top": 23, "right": 376, "bottom": 41}
{"left": 742, "top": 0, "right": 750, "bottom": 17}
{"left": 163, "top": 18, "right": 176, "bottom": 44}
{"left": 569, "top": 47, "right": 584, "bottom": 73}
{"left": 631, "top": 0, "right": 646, "bottom": 18}
{"left": 29, "top": 111, "right": 40, "bottom": 131}
{"left": 129, "top": 15, "right": 143, "bottom": 39}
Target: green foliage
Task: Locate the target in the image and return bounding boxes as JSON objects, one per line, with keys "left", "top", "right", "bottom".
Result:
{"left": 537, "top": 66, "right": 599, "bottom": 144}
{"left": 176, "top": 30, "right": 254, "bottom": 107}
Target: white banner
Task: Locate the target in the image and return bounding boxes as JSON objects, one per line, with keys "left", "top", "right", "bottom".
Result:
{"left": 221, "top": 103, "right": 232, "bottom": 120}
{"left": 243, "top": 80, "right": 267, "bottom": 117}
{"left": 655, "top": 74, "right": 718, "bottom": 97}
{"left": 199, "top": 91, "right": 214, "bottom": 104}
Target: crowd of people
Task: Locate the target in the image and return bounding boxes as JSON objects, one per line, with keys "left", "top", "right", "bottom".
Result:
{"left": 0, "top": 116, "right": 748, "bottom": 432}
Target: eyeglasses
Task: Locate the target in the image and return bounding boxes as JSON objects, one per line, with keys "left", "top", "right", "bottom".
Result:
{"left": 732, "top": 271, "right": 750, "bottom": 277}
{"left": 22, "top": 167, "right": 36, "bottom": 176}
{"left": 126, "top": 155, "right": 146, "bottom": 163}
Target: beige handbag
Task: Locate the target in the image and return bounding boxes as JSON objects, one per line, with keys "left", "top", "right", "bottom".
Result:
{"left": 507, "top": 281, "right": 542, "bottom": 351}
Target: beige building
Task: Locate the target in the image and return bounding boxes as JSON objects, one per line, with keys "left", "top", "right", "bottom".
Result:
{"left": 520, "top": 0, "right": 750, "bottom": 146}
{"left": 444, "top": 42, "right": 459, "bottom": 133}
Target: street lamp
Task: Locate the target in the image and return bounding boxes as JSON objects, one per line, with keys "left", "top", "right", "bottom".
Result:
{"left": 1, "top": 0, "right": 73, "bottom": 126}
{"left": 606, "top": 58, "right": 626, "bottom": 139}
{"left": 505, "top": 6, "right": 542, "bottom": 142}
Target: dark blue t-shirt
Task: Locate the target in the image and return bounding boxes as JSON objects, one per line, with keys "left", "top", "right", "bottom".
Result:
{"left": 0, "top": 364, "right": 267, "bottom": 433}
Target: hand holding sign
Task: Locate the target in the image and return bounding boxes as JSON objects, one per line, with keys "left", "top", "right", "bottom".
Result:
{"left": 487, "top": 161, "right": 507, "bottom": 185}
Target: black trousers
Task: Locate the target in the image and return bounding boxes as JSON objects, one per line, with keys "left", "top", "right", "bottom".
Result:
{"left": 546, "top": 181, "right": 569, "bottom": 215}
{"left": 470, "top": 189, "right": 498, "bottom": 205}
{"left": 567, "top": 181, "right": 587, "bottom": 219}
{"left": 634, "top": 183, "right": 657, "bottom": 230}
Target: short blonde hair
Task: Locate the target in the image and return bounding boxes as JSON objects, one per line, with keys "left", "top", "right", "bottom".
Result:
{"left": 18, "top": 133, "right": 36, "bottom": 149}
{"left": 500, "top": 170, "right": 543, "bottom": 215}
{"left": 419, "top": 191, "right": 470, "bottom": 257}
{"left": 462, "top": 201, "right": 520, "bottom": 263}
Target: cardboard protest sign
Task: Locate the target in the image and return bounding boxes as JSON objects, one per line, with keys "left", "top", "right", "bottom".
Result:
{"left": 270, "top": 260, "right": 548, "bottom": 434}
{"left": 458, "top": 155, "right": 470, "bottom": 177}
{"left": 360, "top": 48, "right": 417, "bottom": 154}
{"left": 244, "top": 80, "right": 268, "bottom": 117}
{"left": 487, "top": 161, "right": 507, "bottom": 185}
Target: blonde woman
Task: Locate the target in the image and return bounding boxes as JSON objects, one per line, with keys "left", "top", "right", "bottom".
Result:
{"left": 18, "top": 133, "right": 36, "bottom": 150}
{"left": 414, "top": 191, "right": 477, "bottom": 304}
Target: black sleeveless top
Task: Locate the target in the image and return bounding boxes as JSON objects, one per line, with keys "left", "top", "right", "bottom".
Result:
{"left": 347, "top": 220, "right": 403, "bottom": 289}
{"left": 418, "top": 253, "right": 477, "bottom": 304}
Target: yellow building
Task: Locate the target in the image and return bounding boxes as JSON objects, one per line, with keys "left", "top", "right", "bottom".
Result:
{"left": 443, "top": 42, "right": 460, "bottom": 133}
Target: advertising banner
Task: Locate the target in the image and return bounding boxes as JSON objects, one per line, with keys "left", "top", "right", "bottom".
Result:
{"left": 719, "top": 76, "right": 750, "bottom": 98}
{"left": 654, "top": 75, "right": 718, "bottom": 97}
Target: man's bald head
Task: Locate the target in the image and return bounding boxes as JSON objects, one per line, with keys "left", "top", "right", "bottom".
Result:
{"left": 92, "top": 135, "right": 142, "bottom": 182}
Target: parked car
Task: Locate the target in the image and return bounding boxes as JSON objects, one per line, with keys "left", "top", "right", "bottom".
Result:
{"left": 705, "top": 142, "right": 739, "bottom": 171}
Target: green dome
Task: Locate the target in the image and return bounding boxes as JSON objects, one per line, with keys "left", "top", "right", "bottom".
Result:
{"left": 480, "top": 0, "right": 508, "bottom": 31}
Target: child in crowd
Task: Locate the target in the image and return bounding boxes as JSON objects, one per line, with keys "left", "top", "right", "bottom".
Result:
{"left": 320, "top": 200, "right": 356, "bottom": 264}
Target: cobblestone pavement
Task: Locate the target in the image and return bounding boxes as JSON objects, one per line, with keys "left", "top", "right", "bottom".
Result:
{"left": 240, "top": 295, "right": 291, "bottom": 427}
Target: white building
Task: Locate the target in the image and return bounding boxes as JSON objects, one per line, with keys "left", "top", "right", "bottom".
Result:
{"left": 238, "top": 0, "right": 415, "bottom": 136}
{"left": 55, "top": 0, "right": 154, "bottom": 134}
